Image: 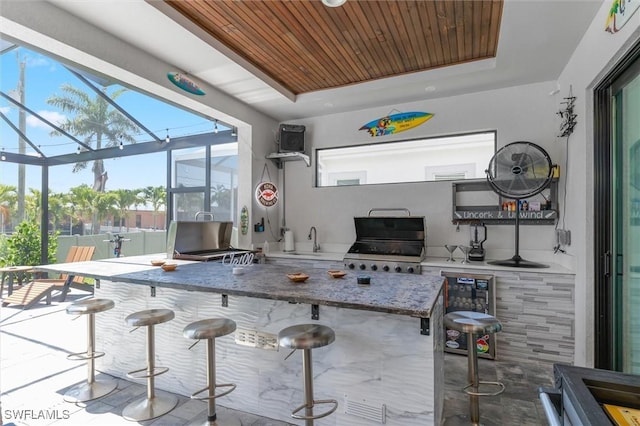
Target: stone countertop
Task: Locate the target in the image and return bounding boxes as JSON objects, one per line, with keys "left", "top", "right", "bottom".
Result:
{"left": 37, "top": 257, "right": 443, "bottom": 318}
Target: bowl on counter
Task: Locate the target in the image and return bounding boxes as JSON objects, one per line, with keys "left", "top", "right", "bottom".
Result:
{"left": 161, "top": 263, "right": 178, "bottom": 272}
{"left": 287, "top": 272, "right": 309, "bottom": 283}
{"left": 327, "top": 270, "right": 347, "bottom": 278}
{"left": 150, "top": 259, "right": 166, "bottom": 266}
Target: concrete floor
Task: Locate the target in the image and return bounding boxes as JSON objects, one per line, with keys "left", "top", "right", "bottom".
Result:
{"left": 1, "top": 288, "right": 553, "bottom": 425}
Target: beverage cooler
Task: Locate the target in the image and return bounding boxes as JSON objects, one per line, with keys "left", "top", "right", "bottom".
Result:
{"left": 441, "top": 271, "right": 497, "bottom": 360}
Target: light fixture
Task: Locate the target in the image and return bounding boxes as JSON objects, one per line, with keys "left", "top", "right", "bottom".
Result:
{"left": 322, "top": 0, "right": 346, "bottom": 7}
{"left": 0, "top": 150, "right": 5, "bottom": 161}
{"left": 76, "top": 145, "right": 81, "bottom": 154}
{"left": 119, "top": 140, "right": 124, "bottom": 150}
{"left": 231, "top": 127, "right": 237, "bottom": 137}
{"left": 214, "top": 120, "right": 219, "bottom": 134}
{"left": 165, "top": 128, "right": 170, "bottom": 143}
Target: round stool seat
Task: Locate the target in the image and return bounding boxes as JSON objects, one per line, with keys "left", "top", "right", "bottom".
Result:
{"left": 444, "top": 311, "right": 502, "bottom": 335}
{"left": 183, "top": 318, "right": 236, "bottom": 340}
{"left": 125, "top": 308, "right": 174, "bottom": 327}
{"left": 66, "top": 298, "right": 114, "bottom": 315}
{"left": 278, "top": 324, "right": 335, "bottom": 350}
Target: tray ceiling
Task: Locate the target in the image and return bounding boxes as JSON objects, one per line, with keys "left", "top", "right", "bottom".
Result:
{"left": 163, "top": 0, "right": 503, "bottom": 95}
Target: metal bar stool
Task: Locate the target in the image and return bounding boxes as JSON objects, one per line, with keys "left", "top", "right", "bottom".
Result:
{"left": 183, "top": 318, "right": 241, "bottom": 425}
{"left": 64, "top": 298, "right": 118, "bottom": 403}
{"left": 122, "top": 308, "right": 178, "bottom": 422}
{"left": 278, "top": 324, "right": 338, "bottom": 426}
{"left": 443, "top": 311, "right": 505, "bottom": 426}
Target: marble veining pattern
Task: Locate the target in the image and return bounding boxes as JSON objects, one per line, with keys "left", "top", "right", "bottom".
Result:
{"left": 95, "top": 282, "right": 444, "bottom": 426}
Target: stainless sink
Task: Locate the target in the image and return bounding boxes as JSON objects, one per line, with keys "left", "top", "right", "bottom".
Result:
{"left": 283, "top": 251, "right": 322, "bottom": 256}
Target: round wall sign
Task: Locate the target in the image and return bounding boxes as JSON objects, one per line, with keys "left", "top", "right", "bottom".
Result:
{"left": 255, "top": 181, "right": 279, "bottom": 207}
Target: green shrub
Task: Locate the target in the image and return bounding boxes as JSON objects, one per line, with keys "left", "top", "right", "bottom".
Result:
{"left": 6, "top": 221, "right": 58, "bottom": 267}
{"left": 0, "top": 234, "right": 8, "bottom": 267}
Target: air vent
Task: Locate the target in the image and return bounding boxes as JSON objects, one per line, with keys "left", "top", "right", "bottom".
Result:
{"left": 235, "top": 328, "right": 278, "bottom": 351}
{"left": 344, "top": 394, "right": 386, "bottom": 423}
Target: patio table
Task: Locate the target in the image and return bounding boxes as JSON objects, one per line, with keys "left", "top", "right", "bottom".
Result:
{"left": 0, "top": 265, "right": 35, "bottom": 296}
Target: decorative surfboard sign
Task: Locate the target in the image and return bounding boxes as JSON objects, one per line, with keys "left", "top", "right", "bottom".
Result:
{"left": 606, "top": 0, "right": 640, "bottom": 33}
{"left": 240, "top": 206, "right": 249, "bottom": 235}
{"left": 359, "top": 111, "right": 433, "bottom": 137}
{"left": 167, "top": 72, "right": 205, "bottom": 96}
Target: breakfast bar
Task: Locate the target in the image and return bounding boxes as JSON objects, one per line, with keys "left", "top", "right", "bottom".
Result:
{"left": 38, "top": 256, "right": 445, "bottom": 426}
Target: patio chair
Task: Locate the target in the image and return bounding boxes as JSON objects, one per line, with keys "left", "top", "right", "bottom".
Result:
{"left": 1, "top": 246, "right": 95, "bottom": 309}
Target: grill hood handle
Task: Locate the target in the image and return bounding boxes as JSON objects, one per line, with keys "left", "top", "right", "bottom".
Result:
{"left": 368, "top": 208, "right": 411, "bottom": 216}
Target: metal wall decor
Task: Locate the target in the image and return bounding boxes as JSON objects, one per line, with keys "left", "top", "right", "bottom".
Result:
{"left": 557, "top": 88, "right": 577, "bottom": 138}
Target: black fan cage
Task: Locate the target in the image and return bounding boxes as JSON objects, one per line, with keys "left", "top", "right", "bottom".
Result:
{"left": 485, "top": 141, "right": 554, "bottom": 199}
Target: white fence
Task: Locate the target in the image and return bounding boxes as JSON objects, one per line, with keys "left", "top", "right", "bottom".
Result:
{"left": 57, "top": 231, "right": 167, "bottom": 262}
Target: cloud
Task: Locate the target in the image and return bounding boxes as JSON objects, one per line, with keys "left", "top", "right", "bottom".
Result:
{"left": 25, "top": 55, "right": 51, "bottom": 68}
{"left": 26, "top": 110, "right": 66, "bottom": 130}
{"left": 0, "top": 106, "right": 10, "bottom": 115}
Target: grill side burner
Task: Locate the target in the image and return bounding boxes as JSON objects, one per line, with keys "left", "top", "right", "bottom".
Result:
{"left": 344, "top": 215, "right": 426, "bottom": 274}
{"left": 166, "top": 220, "right": 252, "bottom": 261}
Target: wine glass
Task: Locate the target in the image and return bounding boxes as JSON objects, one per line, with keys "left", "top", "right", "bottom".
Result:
{"left": 445, "top": 245, "right": 458, "bottom": 262}
{"left": 458, "top": 245, "right": 471, "bottom": 264}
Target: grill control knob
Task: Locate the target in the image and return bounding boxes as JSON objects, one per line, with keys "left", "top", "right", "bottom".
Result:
{"left": 382, "top": 265, "right": 390, "bottom": 272}
{"left": 394, "top": 266, "right": 402, "bottom": 273}
{"left": 359, "top": 264, "right": 366, "bottom": 270}
{"left": 407, "top": 266, "right": 415, "bottom": 273}
{"left": 347, "top": 263, "right": 355, "bottom": 269}
{"left": 370, "top": 264, "right": 378, "bottom": 271}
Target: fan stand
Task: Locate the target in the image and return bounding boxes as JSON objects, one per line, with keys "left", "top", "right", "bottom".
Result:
{"left": 487, "top": 198, "right": 549, "bottom": 269}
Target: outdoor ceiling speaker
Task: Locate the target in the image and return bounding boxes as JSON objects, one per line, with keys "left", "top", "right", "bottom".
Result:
{"left": 278, "top": 124, "right": 306, "bottom": 153}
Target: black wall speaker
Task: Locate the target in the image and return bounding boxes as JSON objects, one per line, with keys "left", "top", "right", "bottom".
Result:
{"left": 278, "top": 124, "right": 305, "bottom": 152}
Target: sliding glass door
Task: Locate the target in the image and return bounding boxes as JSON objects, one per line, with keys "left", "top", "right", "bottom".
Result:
{"left": 612, "top": 60, "right": 640, "bottom": 373}
{"left": 595, "top": 41, "right": 640, "bottom": 372}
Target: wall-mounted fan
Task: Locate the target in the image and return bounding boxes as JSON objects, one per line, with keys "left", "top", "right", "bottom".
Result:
{"left": 485, "top": 141, "right": 554, "bottom": 268}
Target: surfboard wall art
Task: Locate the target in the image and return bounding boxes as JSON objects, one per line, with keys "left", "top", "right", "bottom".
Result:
{"left": 359, "top": 111, "right": 433, "bottom": 137}
{"left": 167, "top": 72, "right": 205, "bottom": 96}
{"left": 606, "top": 0, "right": 640, "bottom": 33}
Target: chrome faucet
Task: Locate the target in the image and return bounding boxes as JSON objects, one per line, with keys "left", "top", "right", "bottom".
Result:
{"left": 308, "top": 226, "right": 320, "bottom": 252}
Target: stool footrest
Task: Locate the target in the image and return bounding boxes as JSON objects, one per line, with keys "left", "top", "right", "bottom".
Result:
{"left": 67, "top": 351, "right": 105, "bottom": 361}
{"left": 291, "top": 399, "right": 338, "bottom": 420}
{"left": 126, "top": 366, "right": 169, "bottom": 380}
{"left": 190, "top": 382, "right": 236, "bottom": 401}
{"left": 463, "top": 381, "right": 505, "bottom": 397}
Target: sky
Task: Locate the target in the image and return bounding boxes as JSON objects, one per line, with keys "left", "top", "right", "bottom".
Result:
{"left": 0, "top": 45, "right": 222, "bottom": 194}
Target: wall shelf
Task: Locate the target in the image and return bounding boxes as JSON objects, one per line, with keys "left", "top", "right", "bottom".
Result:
{"left": 266, "top": 152, "right": 310, "bottom": 169}
{"left": 452, "top": 178, "right": 559, "bottom": 225}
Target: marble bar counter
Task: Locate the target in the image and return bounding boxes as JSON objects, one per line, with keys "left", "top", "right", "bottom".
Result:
{"left": 38, "top": 256, "right": 445, "bottom": 426}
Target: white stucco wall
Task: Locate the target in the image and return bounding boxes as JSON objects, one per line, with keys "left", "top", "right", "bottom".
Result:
{"left": 557, "top": 2, "right": 640, "bottom": 367}
{"left": 280, "top": 81, "right": 567, "bottom": 264}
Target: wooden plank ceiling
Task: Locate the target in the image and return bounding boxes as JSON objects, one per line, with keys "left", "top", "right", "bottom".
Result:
{"left": 163, "top": 0, "right": 503, "bottom": 95}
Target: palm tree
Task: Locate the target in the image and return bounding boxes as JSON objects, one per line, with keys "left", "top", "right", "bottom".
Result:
{"left": 141, "top": 186, "right": 166, "bottom": 230}
{"left": 94, "top": 192, "right": 117, "bottom": 232}
{"left": 47, "top": 84, "right": 139, "bottom": 192}
{"left": 47, "top": 192, "right": 67, "bottom": 233}
{"left": 69, "top": 184, "right": 98, "bottom": 234}
{"left": 0, "top": 184, "right": 17, "bottom": 233}
{"left": 24, "top": 188, "right": 42, "bottom": 224}
{"left": 111, "top": 189, "right": 143, "bottom": 232}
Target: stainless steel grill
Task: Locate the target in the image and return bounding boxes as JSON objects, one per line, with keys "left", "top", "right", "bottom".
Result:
{"left": 166, "top": 220, "right": 252, "bottom": 261}
{"left": 343, "top": 209, "right": 426, "bottom": 274}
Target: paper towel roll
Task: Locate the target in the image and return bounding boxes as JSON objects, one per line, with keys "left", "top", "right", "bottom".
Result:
{"left": 284, "top": 230, "right": 295, "bottom": 252}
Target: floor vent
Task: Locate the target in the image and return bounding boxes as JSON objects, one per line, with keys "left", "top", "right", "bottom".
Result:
{"left": 344, "top": 394, "right": 386, "bottom": 423}
{"left": 235, "top": 328, "right": 278, "bottom": 351}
